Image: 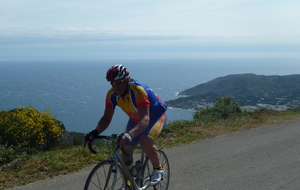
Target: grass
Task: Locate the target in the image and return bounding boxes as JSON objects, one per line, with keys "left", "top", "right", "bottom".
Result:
{"left": 0, "top": 146, "right": 112, "bottom": 189}
{"left": 158, "top": 108, "right": 300, "bottom": 147}
{"left": 1, "top": 108, "right": 300, "bottom": 189}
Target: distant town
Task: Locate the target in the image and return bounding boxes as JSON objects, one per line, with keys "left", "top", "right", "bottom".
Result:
{"left": 166, "top": 73, "right": 300, "bottom": 111}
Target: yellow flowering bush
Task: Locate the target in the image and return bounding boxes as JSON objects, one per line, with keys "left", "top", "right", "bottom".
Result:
{"left": 0, "top": 106, "right": 65, "bottom": 151}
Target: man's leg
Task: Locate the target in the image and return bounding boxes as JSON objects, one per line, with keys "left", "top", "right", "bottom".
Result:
{"left": 139, "top": 135, "right": 160, "bottom": 167}
{"left": 135, "top": 112, "right": 167, "bottom": 185}
{"left": 122, "top": 141, "right": 141, "bottom": 184}
{"left": 139, "top": 135, "right": 164, "bottom": 185}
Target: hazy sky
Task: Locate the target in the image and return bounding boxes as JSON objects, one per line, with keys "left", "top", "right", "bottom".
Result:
{"left": 1, "top": 0, "right": 300, "bottom": 61}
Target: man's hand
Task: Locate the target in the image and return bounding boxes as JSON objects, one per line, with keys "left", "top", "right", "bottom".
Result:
{"left": 119, "top": 132, "right": 133, "bottom": 147}
{"left": 84, "top": 129, "right": 99, "bottom": 143}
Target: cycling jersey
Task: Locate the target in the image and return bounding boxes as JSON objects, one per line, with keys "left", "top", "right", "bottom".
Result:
{"left": 105, "top": 81, "right": 167, "bottom": 123}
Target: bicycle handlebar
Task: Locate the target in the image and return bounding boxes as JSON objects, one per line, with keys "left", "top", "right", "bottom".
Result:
{"left": 85, "top": 134, "right": 129, "bottom": 157}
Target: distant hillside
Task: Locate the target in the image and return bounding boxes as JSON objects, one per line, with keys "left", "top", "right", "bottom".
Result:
{"left": 166, "top": 73, "right": 300, "bottom": 110}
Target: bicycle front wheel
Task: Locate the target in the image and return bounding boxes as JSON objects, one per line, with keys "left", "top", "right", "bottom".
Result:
{"left": 84, "top": 160, "right": 126, "bottom": 190}
{"left": 142, "top": 149, "right": 170, "bottom": 190}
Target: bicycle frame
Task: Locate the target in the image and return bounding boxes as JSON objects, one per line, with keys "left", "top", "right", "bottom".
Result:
{"left": 87, "top": 135, "right": 151, "bottom": 190}
{"left": 113, "top": 146, "right": 150, "bottom": 190}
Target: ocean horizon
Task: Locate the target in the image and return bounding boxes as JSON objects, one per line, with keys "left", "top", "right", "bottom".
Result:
{"left": 1, "top": 58, "right": 300, "bottom": 134}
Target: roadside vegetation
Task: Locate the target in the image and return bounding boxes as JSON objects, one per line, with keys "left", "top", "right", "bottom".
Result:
{"left": 2, "top": 98, "right": 300, "bottom": 189}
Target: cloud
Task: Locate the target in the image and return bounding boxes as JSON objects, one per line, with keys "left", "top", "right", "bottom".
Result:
{"left": 1, "top": 28, "right": 299, "bottom": 62}
{"left": 1, "top": 0, "right": 300, "bottom": 61}
{"left": 1, "top": 0, "right": 300, "bottom": 36}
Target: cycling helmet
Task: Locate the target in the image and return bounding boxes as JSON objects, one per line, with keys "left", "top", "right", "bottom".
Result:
{"left": 106, "top": 64, "right": 130, "bottom": 81}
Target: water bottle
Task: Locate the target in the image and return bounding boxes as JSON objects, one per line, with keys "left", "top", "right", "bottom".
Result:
{"left": 126, "top": 163, "right": 137, "bottom": 176}
{"left": 135, "top": 160, "right": 142, "bottom": 173}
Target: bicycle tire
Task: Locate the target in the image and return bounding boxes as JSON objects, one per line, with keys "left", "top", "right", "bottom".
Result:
{"left": 142, "top": 150, "right": 170, "bottom": 190}
{"left": 84, "top": 160, "right": 126, "bottom": 190}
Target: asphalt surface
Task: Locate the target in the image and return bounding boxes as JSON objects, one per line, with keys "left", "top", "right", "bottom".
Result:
{"left": 6, "top": 119, "right": 300, "bottom": 190}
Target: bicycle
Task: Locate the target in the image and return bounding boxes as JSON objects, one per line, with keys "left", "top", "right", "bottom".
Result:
{"left": 84, "top": 134, "right": 170, "bottom": 190}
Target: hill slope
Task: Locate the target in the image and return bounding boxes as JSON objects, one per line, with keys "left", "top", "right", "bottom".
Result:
{"left": 166, "top": 73, "right": 300, "bottom": 110}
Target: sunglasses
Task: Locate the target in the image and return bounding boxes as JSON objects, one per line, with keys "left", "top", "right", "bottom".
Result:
{"left": 110, "top": 79, "right": 125, "bottom": 86}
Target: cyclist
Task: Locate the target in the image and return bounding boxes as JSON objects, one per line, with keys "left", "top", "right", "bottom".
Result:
{"left": 86, "top": 64, "right": 168, "bottom": 187}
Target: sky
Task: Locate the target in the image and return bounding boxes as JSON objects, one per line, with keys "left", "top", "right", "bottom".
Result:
{"left": 1, "top": 0, "right": 300, "bottom": 61}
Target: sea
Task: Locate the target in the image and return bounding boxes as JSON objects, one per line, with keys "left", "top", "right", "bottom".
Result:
{"left": 1, "top": 58, "right": 300, "bottom": 135}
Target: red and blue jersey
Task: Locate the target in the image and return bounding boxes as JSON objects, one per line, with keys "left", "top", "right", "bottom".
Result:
{"left": 105, "top": 81, "right": 167, "bottom": 123}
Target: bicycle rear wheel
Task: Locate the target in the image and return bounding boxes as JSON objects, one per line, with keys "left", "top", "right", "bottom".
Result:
{"left": 84, "top": 160, "right": 126, "bottom": 190}
{"left": 142, "top": 150, "right": 170, "bottom": 190}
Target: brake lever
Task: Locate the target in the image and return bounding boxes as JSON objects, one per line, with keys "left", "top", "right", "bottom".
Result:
{"left": 117, "top": 134, "right": 131, "bottom": 157}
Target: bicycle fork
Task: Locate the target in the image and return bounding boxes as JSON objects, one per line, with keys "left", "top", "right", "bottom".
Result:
{"left": 111, "top": 159, "right": 119, "bottom": 190}
{"left": 106, "top": 155, "right": 123, "bottom": 190}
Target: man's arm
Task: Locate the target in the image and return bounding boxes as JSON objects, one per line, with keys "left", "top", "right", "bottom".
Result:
{"left": 119, "top": 106, "right": 150, "bottom": 147}
{"left": 95, "top": 107, "right": 115, "bottom": 134}
{"left": 128, "top": 106, "right": 150, "bottom": 138}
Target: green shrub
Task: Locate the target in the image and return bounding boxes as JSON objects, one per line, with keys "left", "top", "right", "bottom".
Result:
{"left": 0, "top": 106, "right": 65, "bottom": 151}
{"left": 0, "top": 144, "right": 37, "bottom": 167}
{"left": 69, "top": 131, "right": 85, "bottom": 146}
{"left": 193, "top": 96, "right": 244, "bottom": 123}
{"left": 162, "top": 120, "right": 193, "bottom": 134}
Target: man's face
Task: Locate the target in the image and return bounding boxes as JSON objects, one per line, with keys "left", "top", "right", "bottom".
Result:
{"left": 110, "top": 78, "right": 128, "bottom": 96}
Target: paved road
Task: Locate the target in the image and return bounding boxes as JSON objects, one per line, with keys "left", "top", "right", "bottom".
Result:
{"left": 7, "top": 119, "right": 300, "bottom": 190}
